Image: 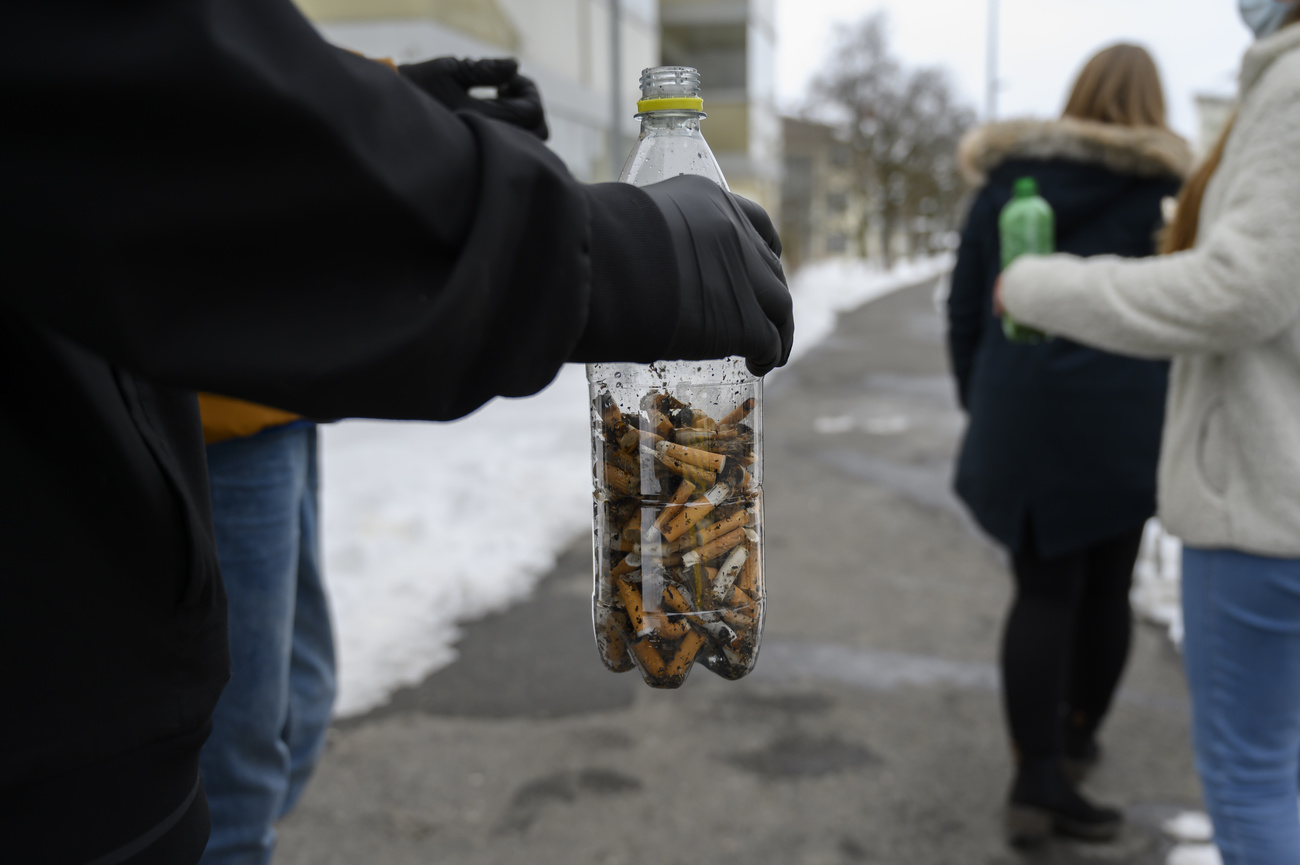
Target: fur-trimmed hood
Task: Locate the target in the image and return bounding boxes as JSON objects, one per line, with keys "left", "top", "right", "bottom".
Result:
{"left": 958, "top": 118, "right": 1193, "bottom": 188}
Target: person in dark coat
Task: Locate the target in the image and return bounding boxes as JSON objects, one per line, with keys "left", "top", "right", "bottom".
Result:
{"left": 945, "top": 43, "right": 1191, "bottom": 847}
{"left": 0, "top": 2, "right": 793, "bottom": 862}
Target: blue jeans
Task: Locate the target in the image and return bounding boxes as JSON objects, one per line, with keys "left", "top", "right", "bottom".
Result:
{"left": 200, "top": 424, "right": 336, "bottom": 865}
{"left": 1182, "top": 547, "right": 1300, "bottom": 865}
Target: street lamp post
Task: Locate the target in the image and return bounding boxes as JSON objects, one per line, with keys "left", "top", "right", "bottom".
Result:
{"left": 986, "top": 0, "right": 999, "bottom": 120}
{"left": 609, "top": 0, "right": 624, "bottom": 180}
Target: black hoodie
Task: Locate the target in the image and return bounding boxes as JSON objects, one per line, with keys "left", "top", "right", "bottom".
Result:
{"left": 0, "top": 1, "right": 676, "bottom": 861}
{"left": 946, "top": 118, "right": 1191, "bottom": 558}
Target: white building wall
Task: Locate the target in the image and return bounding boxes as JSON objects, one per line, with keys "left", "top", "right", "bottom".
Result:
{"left": 308, "top": 1, "right": 658, "bottom": 182}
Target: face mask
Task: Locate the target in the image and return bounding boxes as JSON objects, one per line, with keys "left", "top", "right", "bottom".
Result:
{"left": 1239, "top": 0, "right": 1292, "bottom": 38}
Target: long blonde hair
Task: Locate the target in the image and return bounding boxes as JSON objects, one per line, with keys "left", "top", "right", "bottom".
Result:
{"left": 1162, "top": 6, "right": 1300, "bottom": 253}
{"left": 1062, "top": 43, "right": 1169, "bottom": 129}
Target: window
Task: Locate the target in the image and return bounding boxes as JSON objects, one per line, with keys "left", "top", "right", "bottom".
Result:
{"left": 660, "top": 24, "right": 747, "bottom": 91}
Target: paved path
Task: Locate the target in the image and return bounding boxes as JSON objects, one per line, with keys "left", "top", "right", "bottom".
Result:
{"left": 278, "top": 276, "right": 1202, "bottom": 865}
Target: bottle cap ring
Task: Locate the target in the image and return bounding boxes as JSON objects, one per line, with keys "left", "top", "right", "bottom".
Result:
{"left": 635, "top": 97, "right": 705, "bottom": 115}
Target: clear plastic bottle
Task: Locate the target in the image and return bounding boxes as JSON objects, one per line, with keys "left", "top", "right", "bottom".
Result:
{"left": 587, "top": 66, "right": 765, "bottom": 689}
{"left": 999, "top": 176, "right": 1054, "bottom": 344}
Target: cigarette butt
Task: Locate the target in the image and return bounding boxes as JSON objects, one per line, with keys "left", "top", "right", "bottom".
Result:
{"left": 604, "top": 446, "right": 641, "bottom": 479}
{"left": 647, "top": 611, "right": 689, "bottom": 641}
{"left": 617, "top": 578, "right": 649, "bottom": 635}
{"left": 604, "top": 463, "right": 638, "bottom": 497}
{"left": 648, "top": 448, "right": 716, "bottom": 488}
{"left": 595, "top": 605, "right": 634, "bottom": 672}
{"left": 661, "top": 482, "right": 730, "bottom": 544}
{"left": 689, "top": 510, "right": 749, "bottom": 549}
{"left": 690, "top": 616, "right": 740, "bottom": 649}
{"left": 597, "top": 392, "right": 628, "bottom": 434}
{"left": 611, "top": 554, "right": 640, "bottom": 581}
{"left": 631, "top": 638, "right": 668, "bottom": 679}
{"left": 710, "top": 544, "right": 750, "bottom": 596}
{"left": 719, "top": 398, "right": 757, "bottom": 427}
{"left": 719, "top": 422, "right": 753, "bottom": 439}
{"left": 689, "top": 410, "right": 718, "bottom": 431}
{"left": 672, "top": 428, "right": 718, "bottom": 447}
{"left": 608, "top": 510, "right": 643, "bottom": 552}
{"left": 682, "top": 564, "right": 718, "bottom": 610}
{"left": 644, "top": 407, "right": 674, "bottom": 439}
{"left": 662, "top": 584, "right": 694, "bottom": 615}
{"left": 651, "top": 479, "right": 696, "bottom": 534}
{"left": 729, "top": 585, "right": 754, "bottom": 608}
{"left": 616, "top": 509, "right": 642, "bottom": 548}
{"left": 682, "top": 527, "right": 748, "bottom": 569}
{"left": 655, "top": 440, "right": 727, "bottom": 474}
{"left": 607, "top": 497, "right": 638, "bottom": 527}
{"left": 735, "top": 545, "right": 758, "bottom": 596}
{"left": 720, "top": 590, "right": 756, "bottom": 629}
{"left": 646, "top": 392, "right": 687, "bottom": 414}
{"left": 719, "top": 461, "right": 753, "bottom": 491}
{"left": 666, "top": 630, "right": 706, "bottom": 678}
{"left": 662, "top": 505, "right": 709, "bottom": 545}
{"left": 721, "top": 608, "right": 753, "bottom": 629}
{"left": 633, "top": 551, "right": 682, "bottom": 567}
{"left": 619, "top": 427, "right": 664, "bottom": 454}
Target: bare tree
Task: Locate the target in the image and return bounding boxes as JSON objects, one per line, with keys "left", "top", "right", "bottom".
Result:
{"left": 810, "top": 13, "right": 975, "bottom": 265}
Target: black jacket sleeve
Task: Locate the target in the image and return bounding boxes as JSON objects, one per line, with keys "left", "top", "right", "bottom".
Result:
{"left": 3, "top": 0, "right": 670, "bottom": 422}
{"left": 946, "top": 187, "right": 998, "bottom": 411}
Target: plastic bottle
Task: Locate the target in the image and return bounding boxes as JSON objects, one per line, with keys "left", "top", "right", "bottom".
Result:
{"left": 587, "top": 66, "right": 765, "bottom": 689}
{"left": 999, "top": 177, "right": 1054, "bottom": 344}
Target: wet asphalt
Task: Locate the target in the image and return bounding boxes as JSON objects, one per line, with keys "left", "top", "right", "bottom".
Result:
{"left": 277, "top": 275, "right": 1203, "bottom": 865}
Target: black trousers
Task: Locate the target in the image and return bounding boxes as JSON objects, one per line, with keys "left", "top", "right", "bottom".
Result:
{"left": 1000, "top": 524, "right": 1146, "bottom": 759}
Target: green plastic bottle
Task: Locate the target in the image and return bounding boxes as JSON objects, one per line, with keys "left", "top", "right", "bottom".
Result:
{"left": 998, "top": 177, "right": 1053, "bottom": 344}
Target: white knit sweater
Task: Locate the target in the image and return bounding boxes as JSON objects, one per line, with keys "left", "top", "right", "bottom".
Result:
{"left": 1002, "top": 26, "right": 1300, "bottom": 557}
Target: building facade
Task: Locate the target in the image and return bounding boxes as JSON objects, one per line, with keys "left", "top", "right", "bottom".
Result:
{"left": 294, "top": 0, "right": 659, "bottom": 181}
{"left": 779, "top": 117, "right": 859, "bottom": 271}
{"left": 658, "top": 0, "right": 782, "bottom": 215}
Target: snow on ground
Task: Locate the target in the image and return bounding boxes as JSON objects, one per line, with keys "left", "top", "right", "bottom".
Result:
{"left": 320, "top": 256, "right": 949, "bottom": 717}
{"left": 780, "top": 255, "right": 954, "bottom": 367}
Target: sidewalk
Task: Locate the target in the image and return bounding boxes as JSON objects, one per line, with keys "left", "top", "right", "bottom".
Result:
{"left": 278, "top": 276, "right": 1202, "bottom": 865}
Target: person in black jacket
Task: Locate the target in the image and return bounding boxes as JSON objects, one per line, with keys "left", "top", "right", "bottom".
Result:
{"left": 195, "top": 56, "right": 558, "bottom": 865}
{"left": 945, "top": 44, "right": 1190, "bottom": 847}
{"left": 0, "top": 2, "right": 793, "bottom": 862}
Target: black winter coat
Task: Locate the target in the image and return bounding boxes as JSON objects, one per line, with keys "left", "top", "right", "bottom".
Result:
{"left": 1, "top": 1, "right": 677, "bottom": 861}
{"left": 947, "top": 118, "right": 1191, "bottom": 559}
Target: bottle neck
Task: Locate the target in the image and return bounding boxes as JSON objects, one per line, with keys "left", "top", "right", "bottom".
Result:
{"left": 639, "top": 111, "right": 704, "bottom": 136}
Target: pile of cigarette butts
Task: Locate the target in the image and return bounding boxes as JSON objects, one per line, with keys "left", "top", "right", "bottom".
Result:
{"left": 592, "top": 388, "right": 762, "bottom": 688}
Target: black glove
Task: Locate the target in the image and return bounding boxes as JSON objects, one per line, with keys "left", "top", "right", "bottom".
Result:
{"left": 399, "top": 57, "right": 549, "bottom": 141}
{"left": 576, "top": 176, "right": 793, "bottom": 377}
{"left": 645, "top": 176, "right": 792, "bottom": 377}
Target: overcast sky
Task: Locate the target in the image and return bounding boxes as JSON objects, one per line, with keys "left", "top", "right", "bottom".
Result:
{"left": 776, "top": 0, "right": 1253, "bottom": 144}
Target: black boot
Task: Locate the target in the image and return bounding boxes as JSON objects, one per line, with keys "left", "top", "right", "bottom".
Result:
{"left": 1063, "top": 736, "right": 1102, "bottom": 783}
{"left": 1063, "top": 712, "right": 1102, "bottom": 783}
{"left": 1005, "top": 755, "right": 1123, "bottom": 847}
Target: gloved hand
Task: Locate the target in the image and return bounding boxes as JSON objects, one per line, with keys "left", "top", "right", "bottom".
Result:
{"left": 576, "top": 176, "right": 793, "bottom": 377}
{"left": 399, "top": 57, "right": 549, "bottom": 141}
{"left": 646, "top": 176, "right": 793, "bottom": 377}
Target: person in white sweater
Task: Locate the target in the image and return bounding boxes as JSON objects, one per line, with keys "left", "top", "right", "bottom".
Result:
{"left": 996, "top": 4, "right": 1300, "bottom": 863}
